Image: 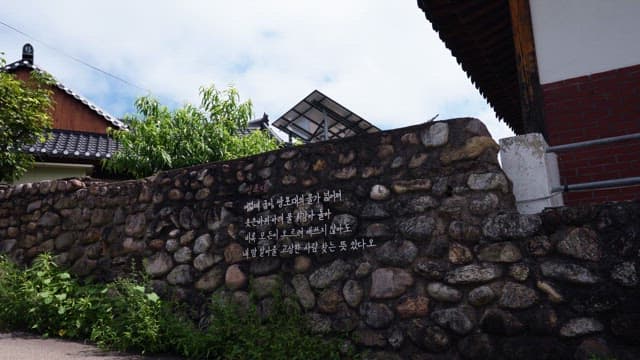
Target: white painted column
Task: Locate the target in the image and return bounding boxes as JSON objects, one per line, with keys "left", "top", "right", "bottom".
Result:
{"left": 499, "top": 134, "right": 563, "bottom": 214}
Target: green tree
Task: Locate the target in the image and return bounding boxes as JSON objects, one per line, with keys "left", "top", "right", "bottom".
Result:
{"left": 0, "top": 56, "right": 54, "bottom": 182}
{"left": 103, "top": 84, "right": 280, "bottom": 178}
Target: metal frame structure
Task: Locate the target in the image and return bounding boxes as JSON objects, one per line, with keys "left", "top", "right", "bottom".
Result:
{"left": 273, "top": 90, "right": 380, "bottom": 143}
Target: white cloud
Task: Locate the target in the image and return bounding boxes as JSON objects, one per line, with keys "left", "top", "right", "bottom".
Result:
{"left": 0, "top": 0, "right": 515, "bottom": 140}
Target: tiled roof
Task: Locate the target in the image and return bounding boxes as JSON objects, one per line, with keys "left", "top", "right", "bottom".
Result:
{"left": 24, "top": 130, "right": 120, "bottom": 161}
{"left": 1, "top": 60, "right": 127, "bottom": 130}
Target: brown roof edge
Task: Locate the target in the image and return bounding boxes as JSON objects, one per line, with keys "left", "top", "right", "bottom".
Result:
{"left": 417, "top": 0, "right": 544, "bottom": 135}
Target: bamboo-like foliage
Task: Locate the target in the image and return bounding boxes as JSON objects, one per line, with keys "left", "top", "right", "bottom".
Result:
{"left": 0, "top": 56, "right": 54, "bottom": 182}
{"left": 103, "top": 84, "right": 280, "bottom": 178}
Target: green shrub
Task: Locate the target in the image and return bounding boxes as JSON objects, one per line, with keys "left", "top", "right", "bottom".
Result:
{"left": 171, "top": 295, "right": 346, "bottom": 360}
{"left": 0, "top": 253, "right": 103, "bottom": 338}
{"left": 89, "top": 278, "right": 171, "bottom": 354}
{"left": 0, "top": 254, "right": 351, "bottom": 359}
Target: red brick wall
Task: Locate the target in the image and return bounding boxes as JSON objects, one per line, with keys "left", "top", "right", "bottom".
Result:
{"left": 542, "top": 64, "right": 640, "bottom": 205}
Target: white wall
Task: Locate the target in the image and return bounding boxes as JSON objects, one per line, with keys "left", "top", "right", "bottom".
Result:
{"left": 16, "top": 162, "right": 93, "bottom": 184}
{"left": 530, "top": 0, "right": 640, "bottom": 84}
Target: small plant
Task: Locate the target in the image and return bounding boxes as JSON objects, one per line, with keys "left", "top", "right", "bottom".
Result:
{"left": 171, "top": 294, "right": 345, "bottom": 360}
{"left": 90, "top": 278, "right": 169, "bottom": 354}
{"left": 0, "top": 254, "right": 352, "bottom": 359}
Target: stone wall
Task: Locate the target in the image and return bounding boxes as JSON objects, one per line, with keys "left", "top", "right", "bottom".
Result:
{"left": 0, "top": 118, "right": 639, "bottom": 359}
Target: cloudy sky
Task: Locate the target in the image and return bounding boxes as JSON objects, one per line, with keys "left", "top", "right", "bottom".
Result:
{"left": 1, "top": 0, "right": 515, "bottom": 140}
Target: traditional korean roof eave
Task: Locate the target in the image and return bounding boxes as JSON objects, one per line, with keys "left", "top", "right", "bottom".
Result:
{"left": 417, "top": 0, "right": 525, "bottom": 134}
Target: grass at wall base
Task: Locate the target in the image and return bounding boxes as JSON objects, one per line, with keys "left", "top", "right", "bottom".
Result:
{"left": 0, "top": 253, "right": 348, "bottom": 359}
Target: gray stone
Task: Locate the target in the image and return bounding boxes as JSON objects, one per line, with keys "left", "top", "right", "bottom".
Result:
{"left": 469, "top": 285, "right": 496, "bottom": 307}
{"left": 361, "top": 202, "right": 390, "bottom": 219}
{"left": 55, "top": 232, "right": 76, "bottom": 250}
{"left": 124, "top": 213, "right": 146, "bottom": 236}
{"left": 440, "top": 136, "right": 499, "bottom": 164}
{"left": 527, "top": 235, "right": 553, "bottom": 256}
{"left": 448, "top": 221, "right": 481, "bottom": 244}
{"left": 193, "top": 233, "right": 212, "bottom": 254}
{"left": 540, "top": 261, "right": 600, "bottom": 284}
{"left": 440, "top": 196, "right": 469, "bottom": 214}
{"left": 431, "top": 307, "right": 475, "bottom": 335}
{"left": 195, "top": 188, "right": 210, "bottom": 201}
{"left": 408, "top": 153, "right": 429, "bottom": 168}
{"left": 388, "top": 328, "right": 405, "bottom": 349}
{"left": 365, "top": 223, "right": 392, "bottom": 238}
{"left": 355, "top": 261, "right": 373, "bottom": 278}
{"left": 167, "top": 188, "right": 184, "bottom": 200}
{"left": 390, "top": 156, "right": 405, "bottom": 169}
{"left": 482, "top": 213, "right": 541, "bottom": 240}
{"left": 405, "top": 196, "right": 439, "bottom": 214}
{"left": 360, "top": 302, "right": 394, "bottom": 329}
{"left": 293, "top": 256, "right": 312, "bottom": 273}
{"left": 353, "top": 329, "right": 388, "bottom": 348}
{"left": 194, "top": 267, "right": 224, "bottom": 291}
{"left": 477, "top": 242, "right": 522, "bottom": 263}
{"left": 249, "top": 257, "right": 281, "bottom": 275}
{"left": 306, "top": 313, "right": 332, "bottom": 334}
{"left": 397, "top": 215, "right": 436, "bottom": 240}
{"left": 225, "top": 264, "right": 247, "bottom": 290}
{"left": 317, "top": 288, "right": 343, "bottom": 314}
{"left": 282, "top": 175, "right": 298, "bottom": 186}
{"left": 334, "top": 166, "right": 357, "bottom": 180}
{"left": 557, "top": 227, "right": 601, "bottom": 261}
{"left": 421, "top": 325, "right": 451, "bottom": 352}
{"left": 0, "top": 239, "right": 17, "bottom": 253}
{"left": 251, "top": 275, "right": 281, "bottom": 299}
{"left": 509, "top": 263, "right": 530, "bottom": 281}
{"left": 70, "top": 256, "right": 96, "bottom": 276}
{"left": 343, "top": 280, "right": 363, "bottom": 308}
{"left": 611, "top": 262, "right": 638, "bottom": 287}
{"left": 309, "top": 259, "right": 350, "bottom": 288}
{"left": 445, "top": 264, "right": 502, "bottom": 284}
{"left": 179, "top": 207, "right": 195, "bottom": 229}
{"left": 38, "top": 212, "right": 61, "bottom": 227}
{"left": 560, "top": 318, "right": 604, "bottom": 337}
{"left": 414, "top": 258, "right": 448, "bottom": 280}
{"left": 480, "top": 309, "right": 524, "bottom": 336}
{"left": 330, "top": 214, "right": 357, "bottom": 237}
{"left": 448, "top": 242, "right": 473, "bottom": 264}
{"left": 467, "top": 172, "right": 509, "bottom": 192}
{"left": 370, "top": 185, "right": 390, "bottom": 200}
{"left": 469, "top": 193, "right": 500, "bottom": 215}
{"left": 396, "top": 296, "right": 429, "bottom": 319}
{"left": 167, "top": 265, "right": 193, "bottom": 285}
{"left": 292, "top": 274, "right": 316, "bottom": 310}
{"left": 90, "top": 209, "right": 112, "bottom": 226}
{"left": 144, "top": 252, "right": 173, "bottom": 277}
{"left": 536, "top": 281, "right": 564, "bottom": 303}
{"left": 258, "top": 167, "right": 272, "bottom": 179}
{"left": 392, "top": 179, "right": 432, "bottom": 194}
{"left": 427, "top": 282, "right": 462, "bottom": 302}
{"left": 224, "top": 243, "right": 244, "bottom": 264}
{"left": 375, "top": 240, "right": 418, "bottom": 266}
{"left": 193, "top": 253, "right": 216, "bottom": 271}
{"left": 338, "top": 150, "right": 356, "bottom": 165}
{"left": 165, "top": 239, "right": 179, "bottom": 252}
{"left": 280, "top": 149, "right": 298, "bottom": 159}
{"left": 421, "top": 122, "right": 449, "bottom": 147}
{"left": 499, "top": 282, "right": 538, "bottom": 309}
{"left": 370, "top": 268, "right": 414, "bottom": 299}
{"left": 173, "top": 246, "right": 192, "bottom": 263}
